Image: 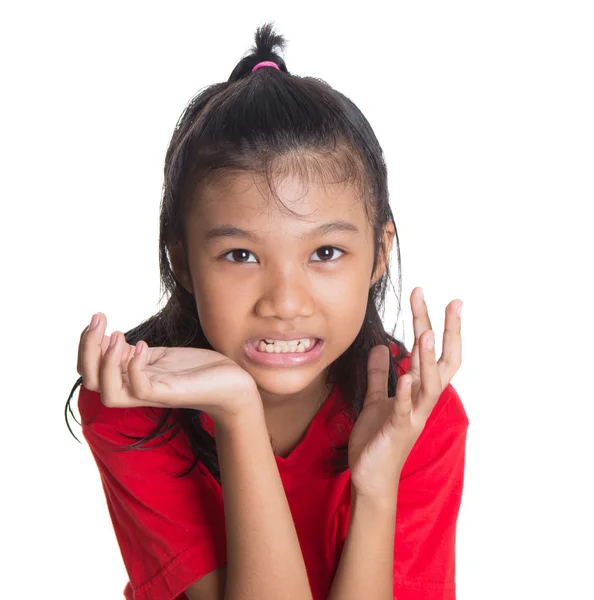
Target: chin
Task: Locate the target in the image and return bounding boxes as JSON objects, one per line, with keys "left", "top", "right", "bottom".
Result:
{"left": 249, "top": 368, "right": 325, "bottom": 398}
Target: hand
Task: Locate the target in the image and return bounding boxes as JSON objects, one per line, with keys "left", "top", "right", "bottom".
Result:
{"left": 76, "top": 313, "right": 260, "bottom": 426}
{"left": 348, "top": 287, "right": 462, "bottom": 500}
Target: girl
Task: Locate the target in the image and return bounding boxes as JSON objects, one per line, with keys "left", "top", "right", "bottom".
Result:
{"left": 66, "top": 22, "right": 468, "bottom": 600}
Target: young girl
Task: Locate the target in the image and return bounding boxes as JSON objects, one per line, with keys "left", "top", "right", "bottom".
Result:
{"left": 66, "top": 22, "right": 469, "bottom": 600}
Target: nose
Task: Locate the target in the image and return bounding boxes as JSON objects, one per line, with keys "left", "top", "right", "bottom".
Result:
{"left": 255, "top": 265, "right": 315, "bottom": 320}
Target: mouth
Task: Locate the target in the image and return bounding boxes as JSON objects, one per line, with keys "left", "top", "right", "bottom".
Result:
{"left": 244, "top": 337, "right": 324, "bottom": 366}
{"left": 248, "top": 337, "right": 321, "bottom": 354}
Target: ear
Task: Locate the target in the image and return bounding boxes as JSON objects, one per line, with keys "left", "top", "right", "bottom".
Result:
{"left": 168, "top": 241, "right": 194, "bottom": 295}
{"left": 370, "top": 222, "right": 395, "bottom": 288}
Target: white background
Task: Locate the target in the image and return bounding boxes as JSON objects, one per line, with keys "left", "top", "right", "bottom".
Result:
{"left": 1, "top": 1, "right": 592, "bottom": 598}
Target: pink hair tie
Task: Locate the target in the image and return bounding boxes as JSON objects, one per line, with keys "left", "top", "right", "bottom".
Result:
{"left": 252, "top": 61, "right": 280, "bottom": 72}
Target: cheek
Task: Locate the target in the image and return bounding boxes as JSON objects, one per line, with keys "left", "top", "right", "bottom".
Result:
{"left": 330, "top": 291, "right": 369, "bottom": 330}
{"left": 191, "top": 271, "right": 246, "bottom": 350}
{"left": 318, "top": 272, "right": 370, "bottom": 337}
{"left": 197, "top": 292, "right": 240, "bottom": 326}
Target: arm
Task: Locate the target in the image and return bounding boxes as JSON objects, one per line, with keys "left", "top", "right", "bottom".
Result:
{"left": 327, "top": 386, "right": 469, "bottom": 600}
{"left": 213, "top": 402, "right": 313, "bottom": 600}
{"left": 326, "top": 484, "right": 397, "bottom": 600}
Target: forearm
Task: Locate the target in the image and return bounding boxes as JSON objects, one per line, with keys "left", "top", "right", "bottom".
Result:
{"left": 327, "top": 484, "right": 397, "bottom": 600}
{"left": 213, "top": 404, "right": 313, "bottom": 600}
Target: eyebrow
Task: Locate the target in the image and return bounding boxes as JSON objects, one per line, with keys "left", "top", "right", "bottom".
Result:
{"left": 204, "top": 220, "right": 360, "bottom": 243}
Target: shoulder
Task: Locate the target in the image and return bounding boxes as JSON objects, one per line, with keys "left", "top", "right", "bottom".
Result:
{"left": 77, "top": 383, "right": 185, "bottom": 444}
{"left": 77, "top": 385, "right": 227, "bottom": 598}
{"left": 76, "top": 384, "right": 223, "bottom": 518}
{"left": 76, "top": 384, "right": 201, "bottom": 474}
{"left": 78, "top": 383, "right": 173, "bottom": 431}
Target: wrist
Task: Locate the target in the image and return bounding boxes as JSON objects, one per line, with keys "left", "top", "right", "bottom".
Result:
{"left": 351, "top": 481, "right": 399, "bottom": 512}
{"left": 212, "top": 387, "right": 264, "bottom": 434}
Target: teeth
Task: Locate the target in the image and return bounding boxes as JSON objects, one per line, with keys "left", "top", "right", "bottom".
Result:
{"left": 264, "top": 339, "right": 299, "bottom": 346}
{"left": 257, "top": 338, "right": 316, "bottom": 353}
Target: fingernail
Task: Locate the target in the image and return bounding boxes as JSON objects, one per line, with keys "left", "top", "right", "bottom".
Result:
{"left": 109, "top": 333, "right": 117, "bottom": 348}
{"left": 426, "top": 332, "right": 434, "bottom": 350}
{"left": 419, "top": 287, "right": 424, "bottom": 301}
{"left": 89, "top": 314, "right": 99, "bottom": 330}
{"left": 457, "top": 302, "right": 463, "bottom": 317}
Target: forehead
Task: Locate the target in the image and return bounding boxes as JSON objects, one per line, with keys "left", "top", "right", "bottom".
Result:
{"left": 191, "top": 170, "right": 368, "bottom": 234}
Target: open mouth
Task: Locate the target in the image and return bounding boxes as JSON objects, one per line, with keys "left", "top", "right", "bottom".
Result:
{"left": 250, "top": 338, "right": 321, "bottom": 354}
{"left": 244, "top": 337, "right": 324, "bottom": 366}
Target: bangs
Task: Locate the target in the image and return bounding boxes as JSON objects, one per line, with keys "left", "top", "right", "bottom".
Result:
{"left": 195, "top": 141, "right": 372, "bottom": 219}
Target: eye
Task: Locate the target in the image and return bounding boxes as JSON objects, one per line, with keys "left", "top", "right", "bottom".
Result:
{"left": 311, "top": 246, "right": 345, "bottom": 262}
{"left": 221, "top": 246, "right": 346, "bottom": 264}
{"left": 222, "top": 249, "right": 258, "bottom": 263}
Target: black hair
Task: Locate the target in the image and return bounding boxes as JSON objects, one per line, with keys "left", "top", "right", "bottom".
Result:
{"left": 65, "top": 22, "right": 408, "bottom": 483}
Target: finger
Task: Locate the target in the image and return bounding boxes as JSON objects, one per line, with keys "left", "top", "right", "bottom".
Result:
{"left": 127, "top": 341, "right": 154, "bottom": 402}
{"left": 437, "top": 299, "right": 463, "bottom": 386}
{"left": 81, "top": 313, "right": 108, "bottom": 391}
{"left": 100, "top": 334, "right": 112, "bottom": 355}
{"left": 120, "top": 340, "right": 136, "bottom": 374}
{"left": 127, "top": 342, "right": 174, "bottom": 409}
{"left": 417, "top": 328, "right": 442, "bottom": 416}
{"left": 409, "top": 287, "right": 432, "bottom": 377}
{"left": 77, "top": 325, "right": 90, "bottom": 376}
{"left": 413, "top": 287, "right": 433, "bottom": 339}
{"left": 100, "top": 331, "right": 127, "bottom": 407}
{"left": 408, "top": 339, "right": 420, "bottom": 382}
{"left": 394, "top": 374, "right": 413, "bottom": 420}
{"left": 364, "top": 345, "right": 390, "bottom": 406}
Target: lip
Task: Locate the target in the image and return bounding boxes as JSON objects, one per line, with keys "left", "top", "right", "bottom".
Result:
{"left": 244, "top": 338, "right": 324, "bottom": 367}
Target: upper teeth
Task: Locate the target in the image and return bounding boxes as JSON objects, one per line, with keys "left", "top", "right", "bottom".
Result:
{"left": 257, "top": 338, "right": 316, "bottom": 353}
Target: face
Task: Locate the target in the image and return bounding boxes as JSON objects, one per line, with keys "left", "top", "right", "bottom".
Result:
{"left": 172, "top": 171, "right": 393, "bottom": 409}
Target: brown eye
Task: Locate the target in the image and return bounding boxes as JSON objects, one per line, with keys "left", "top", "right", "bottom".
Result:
{"left": 312, "top": 246, "right": 345, "bottom": 262}
{"left": 223, "top": 249, "right": 256, "bottom": 263}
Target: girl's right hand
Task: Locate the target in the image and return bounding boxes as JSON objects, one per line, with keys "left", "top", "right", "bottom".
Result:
{"left": 76, "top": 313, "right": 261, "bottom": 427}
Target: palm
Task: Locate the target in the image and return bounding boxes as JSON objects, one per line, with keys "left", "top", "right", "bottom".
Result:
{"left": 99, "top": 335, "right": 257, "bottom": 417}
{"left": 125, "top": 346, "right": 253, "bottom": 404}
{"left": 348, "top": 392, "right": 409, "bottom": 497}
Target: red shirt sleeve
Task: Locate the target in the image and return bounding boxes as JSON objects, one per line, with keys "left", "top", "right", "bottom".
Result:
{"left": 78, "top": 385, "right": 227, "bottom": 600}
{"left": 393, "top": 382, "right": 470, "bottom": 599}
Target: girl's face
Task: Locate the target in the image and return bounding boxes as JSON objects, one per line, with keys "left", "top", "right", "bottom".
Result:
{"left": 173, "top": 171, "right": 393, "bottom": 407}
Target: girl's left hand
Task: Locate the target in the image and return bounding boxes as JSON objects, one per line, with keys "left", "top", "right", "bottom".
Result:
{"left": 348, "top": 287, "right": 463, "bottom": 501}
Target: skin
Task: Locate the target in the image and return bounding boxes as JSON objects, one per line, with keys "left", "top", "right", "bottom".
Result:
{"left": 77, "top": 173, "right": 462, "bottom": 598}
{"left": 168, "top": 171, "right": 395, "bottom": 456}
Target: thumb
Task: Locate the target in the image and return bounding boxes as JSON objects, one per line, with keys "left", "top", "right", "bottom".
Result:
{"left": 364, "top": 345, "right": 390, "bottom": 407}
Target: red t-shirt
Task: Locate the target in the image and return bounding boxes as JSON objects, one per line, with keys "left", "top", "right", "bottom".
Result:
{"left": 79, "top": 345, "right": 469, "bottom": 600}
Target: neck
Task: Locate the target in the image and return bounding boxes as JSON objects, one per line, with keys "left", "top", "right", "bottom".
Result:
{"left": 257, "top": 374, "right": 334, "bottom": 458}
